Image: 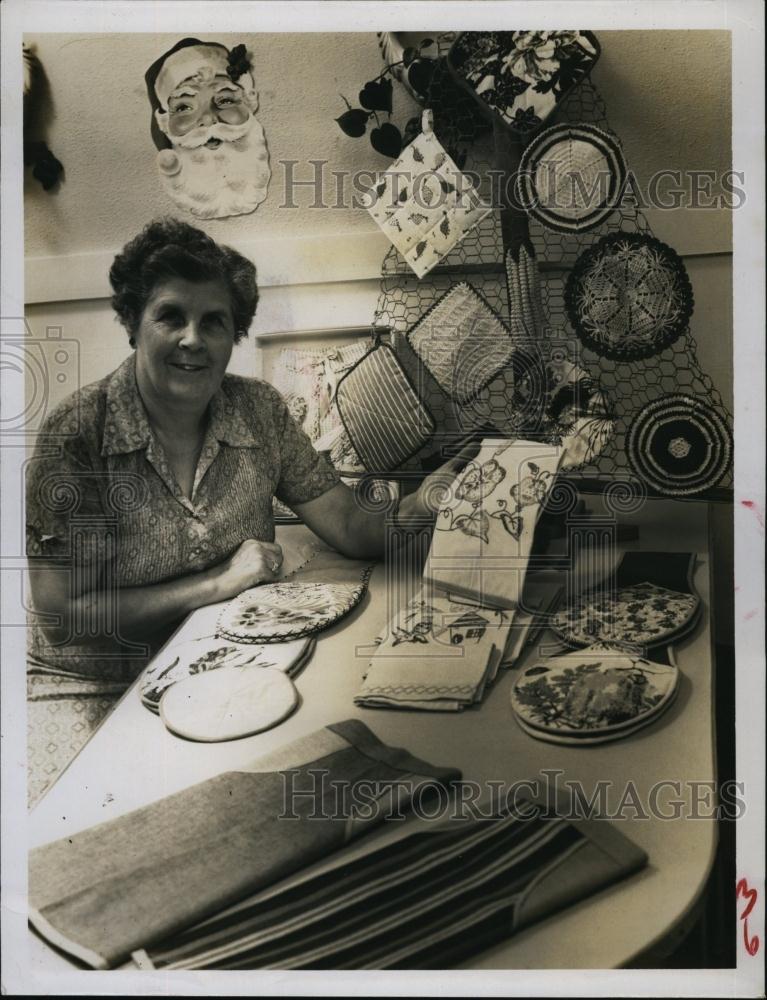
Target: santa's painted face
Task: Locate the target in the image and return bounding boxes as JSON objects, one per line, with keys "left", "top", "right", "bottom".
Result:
{"left": 154, "top": 65, "right": 271, "bottom": 219}
{"left": 166, "top": 75, "right": 250, "bottom": 140}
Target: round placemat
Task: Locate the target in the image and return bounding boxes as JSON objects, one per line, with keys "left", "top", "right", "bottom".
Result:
{"left": 217, "top": 580, "right": 367, "bottom": 643}
{"left": 564, "top": 232, "right": 694, "bottom": 361}
{"left": 518, "top": 123, "right": 627, "bottom": 233}
{"left": 511, "top": 646, "right": 679, "bottom": 738}
{"left": 159, "top": 666, "right": 298, "bottom": 742}
{"left": 626, "top": 393, "right": 733, "bottom": 497}
{"left": 140, "top": 636, "right": 311, "bottom": 713}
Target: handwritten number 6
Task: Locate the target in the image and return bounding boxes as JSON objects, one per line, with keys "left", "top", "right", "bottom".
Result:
{"left": 736, "top": 879, "right": 760, "bottom": 956}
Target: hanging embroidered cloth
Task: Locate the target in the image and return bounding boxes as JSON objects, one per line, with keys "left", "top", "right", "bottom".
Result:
{"left": 447, "top": 31, "right": 600, "bottom": 135}
{"left": 564, "top": 232, "right": 694, "bottom": 361}
{"left": 510, "top": 643, "right": 680, "bottom": 744}
{"left": 517, "top": 122, "right": 627, "bottom": 232}
{"left": 365, "top": 110, "right": 491, "bottom": 278}
{"left": 425, "top": 438, "right": 563, "bottom": 609}
{"left": 626, "top": 393, "right": 733, "bottom": 496}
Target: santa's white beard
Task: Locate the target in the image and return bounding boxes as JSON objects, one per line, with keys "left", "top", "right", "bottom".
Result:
{"left": 157, "top": 117, "right": 271, "bottom": 219}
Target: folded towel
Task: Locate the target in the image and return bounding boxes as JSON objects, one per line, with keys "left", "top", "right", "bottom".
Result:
{"left": 28, "top": 719, "right": 460, "bottom": 968}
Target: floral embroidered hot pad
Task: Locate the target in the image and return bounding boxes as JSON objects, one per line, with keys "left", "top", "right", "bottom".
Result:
{"left": 426, "top": 438, "right": 562, "bottom": 609}
{"left": 511, "top": 645, "right": 679, "bottom": 737}
{"left": 365, "top": 110, "right": 491, "bottom": 278}
{"left": 448, "top": 31, "right": 600, "bottom": 135}
{"left": 551, "top": 582, "right": 700, "bottom": 648}
{"left": 217, "top": 581, "right": 367, "bottom": 643}
{"left": 140, "top": 636, "right": 313, "bottom": 713}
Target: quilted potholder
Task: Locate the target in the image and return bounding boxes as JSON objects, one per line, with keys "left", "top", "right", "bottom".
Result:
{"left": 217, "top": 580, "right": 368, "bottom": 643}
{"left": 335, "top": 343, "right": 436, "bottom": 472}
{"left": 448, "top": 31, "right": 600, "bottom": 135}
{"left": 365, "top": 110, "right": 491, "bottom": 278}
{"left": 406, "top": 282, "right": 514, "bottom": 404}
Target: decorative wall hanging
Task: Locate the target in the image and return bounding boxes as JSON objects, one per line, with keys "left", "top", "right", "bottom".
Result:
{"left": 625, "top": 393, "right": 733, "bottom": 497}
{"left": 552, "top": 551, "right": 700, "bottom": 648}
{"left": 365, "top": 110, "right": 491, "bottom": 277}
{"left": 447, "top": 31, "right": 601, "bottom": 135}
{"left": 373, "top": 41, "right": 732, "bottom": 499}
{"left": 406, "top": 282, "right": 513, "bottom": 403}
{"left": 425, "top": 438, "right": 562, "bottom": 609}
{"left": 511, "top": 644, "right": 679, "bottom": 743}
{"left": 564, "top": 232, "right": 694, "bottom": 362}
{"left": 140, "top": 635, "right": 313, "bottom": 713}
{"left": 517, "top": 123, "right": 627, "bottom": 233}
{"left": 159, "top": 666, "right": 298, "bottom": 742}
{"left": 23, "top": 44, "right": 64, "bottom": 191}
{"left": 144, "top": 38, "right": 270, "bottom": 219}
{"left": 217, "top": 579, "right": 368, "bottom": 643}
{"left": 335, "top": 343, "right": 436, "bottom": 472}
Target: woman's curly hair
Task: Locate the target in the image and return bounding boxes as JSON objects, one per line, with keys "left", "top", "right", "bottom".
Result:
{"left": 109, "top": 218, "right": 258, "bottom": 342}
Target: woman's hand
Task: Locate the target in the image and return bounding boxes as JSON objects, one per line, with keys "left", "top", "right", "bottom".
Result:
{"left": 402, "top": 439, "right": 483, "bottom": 524}
{"left": 209, "top": 539, "right": 284, "bottom": 601}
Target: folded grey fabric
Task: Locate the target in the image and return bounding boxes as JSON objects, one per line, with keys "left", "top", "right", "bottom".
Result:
{"left": 28, "top": 719, "right": 460, "bottom": 968}
{"left": 136, "top": 798, "right": 647, "bottom": 970}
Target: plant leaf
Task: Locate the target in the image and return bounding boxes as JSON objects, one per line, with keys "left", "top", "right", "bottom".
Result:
{"left": 370, "top": 123, "right": 403, "bottom": 158}
{"left": 359, "top": 78, "right": 393, "bottom": 113}
{"left": 336, "top": 108, "right": 370, "bottom": 137}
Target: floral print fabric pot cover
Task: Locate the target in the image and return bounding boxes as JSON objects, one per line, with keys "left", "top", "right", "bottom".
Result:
{"left": 364, "top": 110, "right": 491, "bottom": 278}
{"left": 217, "top": 580, "right": 367, "bottom": 642}
{"left": 552, "top": 582, "right": 699, "bottom": 648}
{"left": 140, "top": 635, "right": 312, "bottom": 712}
{"left": 448, "top": 31, "right": 600, "bottom": 135}
{"left": 511, "top": 644, "right": 679, "bottom": 736}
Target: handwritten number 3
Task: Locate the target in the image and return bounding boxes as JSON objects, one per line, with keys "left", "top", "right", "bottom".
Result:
{"left": 736, "top": 879, "right": 760, "bottom": 956}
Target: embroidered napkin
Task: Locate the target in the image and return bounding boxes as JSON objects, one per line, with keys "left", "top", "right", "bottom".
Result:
{"left": 425, "top": 438, "right": 563, "bottom": 609}
{"left": 365, "top": 110, "right": 491, "bottom": 278}
{"left": 28, "top": 719, "right": 461, "bottom": 969}
{"left": 355, "top": 587, "right": 512, "bottom": 711}
{"left": 406, "top": 283, "right": 514, "bottom": 403}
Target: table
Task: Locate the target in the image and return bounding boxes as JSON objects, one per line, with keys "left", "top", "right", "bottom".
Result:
{"left": 28, "top": 498, "right": 719, "bottom": 970}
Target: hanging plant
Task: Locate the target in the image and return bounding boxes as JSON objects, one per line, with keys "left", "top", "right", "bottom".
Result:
{"left": 334, "top": 37, "right": 436, "bottom": 159}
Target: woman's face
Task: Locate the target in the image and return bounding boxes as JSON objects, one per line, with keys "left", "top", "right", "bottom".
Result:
{"left": 133, "top": 277, "right": 236, "bottom": 414}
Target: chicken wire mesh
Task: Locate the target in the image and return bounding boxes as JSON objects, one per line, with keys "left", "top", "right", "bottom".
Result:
{"left": 371, "top": 50, "right": 733, "bottom": 499}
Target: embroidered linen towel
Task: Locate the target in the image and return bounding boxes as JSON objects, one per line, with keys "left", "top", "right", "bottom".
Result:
{"left": 365, "top": 110, "right": 491, "bottom": 278}
{"left": 28, "top": 719, "right": 460, "bottom": 969}
{"left": 335, "top": 344, "right": 436, "bottom": 472}
{"left": 425, "top": 438, "right": 563, "bottom": 609}
{"left": 406, "top": 283, "right": 514, "bottom": 404}
{"left": 355, "top": 587, "right": 511, "bottom": 711}
{"left": 136, "top": 799, "right": 646, "bottom": 970}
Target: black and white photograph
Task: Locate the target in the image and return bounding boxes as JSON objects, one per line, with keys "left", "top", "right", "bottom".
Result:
{"left": 1, "top": 1, "right": 764, "bottom": 995}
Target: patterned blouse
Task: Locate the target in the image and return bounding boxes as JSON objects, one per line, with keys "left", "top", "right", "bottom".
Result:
{"left": 25, "top": 354, "right": 340, "bottom": 682}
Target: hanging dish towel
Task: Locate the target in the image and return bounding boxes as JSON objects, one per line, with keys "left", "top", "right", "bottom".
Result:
{"left": 425, "top": 438, "right": 563, "bottom": 609}
{"left": 28, "top": 719, "right": 461, "bottom": 969}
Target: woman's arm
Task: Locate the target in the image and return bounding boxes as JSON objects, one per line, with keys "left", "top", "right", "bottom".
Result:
{"left": 293, "top": 443, "right": 480, "bottom": 559}
{"left": 28, "top": 538, "right": 285, "bottom": 648}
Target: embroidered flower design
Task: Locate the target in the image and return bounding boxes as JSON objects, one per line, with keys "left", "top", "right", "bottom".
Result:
{"left": 455, "top": 458, "right": 507, "bottom": 505}
{"left": 509, "top": 462, "right": 554, "bottom": 508}
{"left": 505, "top": 31, "right": 574, "bottom": 83}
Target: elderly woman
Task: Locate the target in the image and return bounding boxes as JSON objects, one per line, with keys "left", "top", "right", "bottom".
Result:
{"left": 26, "top": 218, "right": 468, "bottom": 803}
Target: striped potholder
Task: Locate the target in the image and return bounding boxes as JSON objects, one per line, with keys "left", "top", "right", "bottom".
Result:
{"left": 407, "top": 282, "right": 513, "bottom": 404}
{"left": 335, "top": 344, "right": 436, "bottom": 473}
